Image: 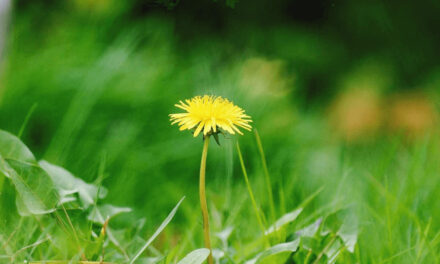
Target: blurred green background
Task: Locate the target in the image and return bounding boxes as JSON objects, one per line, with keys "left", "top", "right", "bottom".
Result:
{"left": 1, "top": 0, "right": 440, "bottom": 262}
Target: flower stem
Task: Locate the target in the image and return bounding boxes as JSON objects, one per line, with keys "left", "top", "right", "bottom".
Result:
{"left": 200, "top": 136, "right": 213, "bottom": 264}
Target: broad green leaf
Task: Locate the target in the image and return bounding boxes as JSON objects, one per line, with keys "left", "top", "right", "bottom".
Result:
{"left": 301, "top": 236, "right": 321, "bottom": 252}
{"left": 265, "top": 208, "right": 302, "bottom": 235}
{"left": 29, "top": 260, "right": 117, "bottom": 264}
{"left": 296, "top": 218, "right": 322, "bottom": 238}
{"left": 212, "top": 248, "right": 225, "bottom": 261}
{"left": 337, "top": 215, "right": 358, "bottom": 253}
{"left": 0, "top": 130, "right": 58, "bottom": 215}
{"left": 338, "top": 231, "right": 357, "bottom": 253}
{"left": 260, "top": 252, "right": 291, "bottom": 264}
{"left": 245, "top": 239, "right": 300, "bottom": 264}
{"left": 136, "top": 257, "right": 164, "bottom": 264}
{"left": 177, "top": 248, "right": 210, "bottom": 264}
{"left": 215, "top": 226, "right": 234, "bottom": 247}
{"left": 326, "top": 239, "right": 343, "bottom": 264}
{"left": 129, "top": 197, "right": 185, "bottom": 264}
{"left": 88, "top": 204, "right": 132, "bottom": 224}
{"left": 0, "top": 130, "right": 34, "bottom": 162}
{"left": 39, "top": 160, "right": 107, "bottom": 208}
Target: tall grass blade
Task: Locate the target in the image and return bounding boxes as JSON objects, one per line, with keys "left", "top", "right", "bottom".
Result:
{"left": 17, "top": 103, "right": 37, "bottom": 139}
{"left": 236, "top": 141, "right": 269, "bottom": 247}
{"left": 45, "top": 38, "right": 135, "bottom": 164}
{"left": 129, "top": 197, "right": 185, "bottom": 264}
{"left": 254, "top": 130, "right": 276, "bottom": 222}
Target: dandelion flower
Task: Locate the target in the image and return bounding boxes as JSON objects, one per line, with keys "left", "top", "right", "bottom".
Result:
{"left": 170, "top": 95, "right": 252, "bottom": 137}
{"left": 170, "top": 95, "right": 252, "bottom": 264}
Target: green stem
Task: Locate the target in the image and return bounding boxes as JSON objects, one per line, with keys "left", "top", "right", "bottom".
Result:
{"left": 236, "top": 141, "right": 269, "bottom": 247}
{"left": 200, "top": 137, "right": 213, "bottom": 264}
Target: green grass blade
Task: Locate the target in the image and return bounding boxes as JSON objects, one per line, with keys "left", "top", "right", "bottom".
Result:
{"left": 254, "top": 129, "right": 276, "bottom": 223}
{"left": 236, "top": 141, "right": 269, "bottom": 247}
{"left": 129, "top": 196, "right": 185, "bottom": 264}
{"left": 17, "top": 103, "right": 37, "bottom": 139}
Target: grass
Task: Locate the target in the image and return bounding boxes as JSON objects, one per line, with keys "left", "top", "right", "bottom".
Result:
{"left": 1, "top": 123, "right": 439, "bottom": 263}
{"left": 1, "top": 8, "right": 440, "bottom": 264}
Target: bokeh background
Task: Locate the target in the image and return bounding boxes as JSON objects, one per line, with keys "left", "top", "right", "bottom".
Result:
{"left": 0, "top": 0, "right": 440, "bottom": 259}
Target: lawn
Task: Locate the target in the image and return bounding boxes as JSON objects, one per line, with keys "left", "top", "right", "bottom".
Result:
{"left": 1, "top": 1, "right": 439, "bottom": 263}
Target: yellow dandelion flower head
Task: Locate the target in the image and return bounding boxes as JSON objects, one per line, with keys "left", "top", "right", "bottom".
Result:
{"left": 170, "top": 95, "right": 252, "bottom": 137}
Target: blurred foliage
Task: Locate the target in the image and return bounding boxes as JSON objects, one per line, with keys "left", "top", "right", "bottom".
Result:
{"left": 0, "top": 0, "right": 440, "bottom": 262}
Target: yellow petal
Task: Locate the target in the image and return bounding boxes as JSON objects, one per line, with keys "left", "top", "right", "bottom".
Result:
{"left": 194, "top": 121, "right": 205, "bottom": 137}
{"left": 203, "top": 120, "right": 212, "bottom": 135}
